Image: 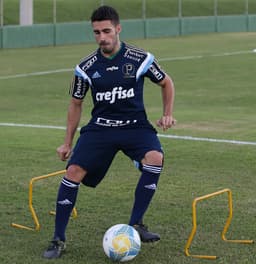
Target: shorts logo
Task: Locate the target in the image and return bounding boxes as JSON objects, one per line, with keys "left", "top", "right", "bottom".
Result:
{"left": 95, "top": 117, "right": 137, "bottom": 127}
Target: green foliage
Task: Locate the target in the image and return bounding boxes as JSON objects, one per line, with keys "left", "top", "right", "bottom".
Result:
{"left": 0, "top": 33, "right": 256, "bottom": 263}
{"left": 2, "top": 0, "right": 256, "bottom": 25}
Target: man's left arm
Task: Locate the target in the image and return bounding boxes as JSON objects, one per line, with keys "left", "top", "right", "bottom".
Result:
{"left": 156, "top": 75, "right": 176, "bottom": 131}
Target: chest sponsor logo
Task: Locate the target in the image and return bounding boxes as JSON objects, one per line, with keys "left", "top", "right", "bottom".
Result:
{"left": 96, "top": 87, "right": 135, "bottom": 104}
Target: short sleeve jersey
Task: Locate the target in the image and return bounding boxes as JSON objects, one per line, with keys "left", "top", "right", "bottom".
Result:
{"left": 70, "top": 42, "right": 166, "bottom": 128}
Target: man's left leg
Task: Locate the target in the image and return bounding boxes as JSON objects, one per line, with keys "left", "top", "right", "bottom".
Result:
{"left": 129, "top": 150, "right": 163, "bottom": 242}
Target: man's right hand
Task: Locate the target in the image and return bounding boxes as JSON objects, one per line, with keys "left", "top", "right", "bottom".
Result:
{"left": 57, "top": 144, "right": 72, "bottom": 161}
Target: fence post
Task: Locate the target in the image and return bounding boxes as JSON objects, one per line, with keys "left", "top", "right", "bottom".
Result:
{"left": 245, "top": 0, "right": 249, "bottom": 14}
{"left": 178, "top": 0, "right": 182, "bottom": 36}
{"left": 0, "top": 0, "right": 3, "bottom": 27}
{"left": 0, "top": 0, "right": 3, "bottom": 48}
{"left": 53, "top": 0, "right": 56, "bottom": 24}
{"left": 245, "top": 0, "right": 249, "bottom": 31}
{"left": 20, "top": 0, "right": 33, "bottom": 25}
{"left": 214, "top": 0, "right": 218, "bottom": 32}
{"left": 53, "top": 0, "right": 56, "bottom": 46}
{"left": 142, "top": 0, "right": 147, "bottom": 39}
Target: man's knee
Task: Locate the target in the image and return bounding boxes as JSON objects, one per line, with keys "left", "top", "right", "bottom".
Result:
{"left": 66, "top": 165, "right": 87, "bottom": 183}
{"left": 142, "top": 150, "right": 163, "bottom": 166}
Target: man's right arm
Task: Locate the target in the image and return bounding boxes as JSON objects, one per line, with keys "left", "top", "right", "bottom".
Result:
{"left": 57, "top": 98, "right": 83, "bottom": 161}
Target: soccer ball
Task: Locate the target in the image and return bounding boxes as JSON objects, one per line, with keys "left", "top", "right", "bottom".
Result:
{"left": 103, "top": 224, "right": 141, "bottom": 262}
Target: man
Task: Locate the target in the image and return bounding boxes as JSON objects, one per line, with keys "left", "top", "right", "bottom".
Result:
{"left": 43, "top": 5, "right": 176, "bottom": 259}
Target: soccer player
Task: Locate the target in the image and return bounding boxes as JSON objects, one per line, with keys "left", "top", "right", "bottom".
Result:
{"left": 43, "top": 5, "right": 176, "bottom": 259}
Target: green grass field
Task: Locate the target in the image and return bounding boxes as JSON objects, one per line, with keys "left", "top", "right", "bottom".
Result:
{"left": 3, "top": 0, "right": 256, "bottom": 25}
{"left": 1, "top": 32, "right": 256, "bottom": 263}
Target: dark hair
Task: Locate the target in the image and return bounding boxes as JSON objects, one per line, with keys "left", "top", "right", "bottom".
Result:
{"left": 91, "top": 5, "right": 120, "bottom": 25}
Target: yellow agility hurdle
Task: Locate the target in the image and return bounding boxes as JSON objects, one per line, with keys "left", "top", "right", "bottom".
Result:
{"left": 185, "top": 188, "right": 253, "bottom": 260}
{"left": 11, "top": 170, "right": 77, "bottom": 231}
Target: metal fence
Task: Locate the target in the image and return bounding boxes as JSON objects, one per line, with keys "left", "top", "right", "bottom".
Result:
{"left": 0, "top": 0, "right": 256, "bottom": 27}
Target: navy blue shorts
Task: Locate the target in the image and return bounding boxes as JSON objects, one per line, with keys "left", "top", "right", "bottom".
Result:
{"left": 67, "top": 126, "right": 163, "bottom": 187}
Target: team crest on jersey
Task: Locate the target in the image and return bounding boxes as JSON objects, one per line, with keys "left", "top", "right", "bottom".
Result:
{"left": 122, "top": 63, "right": 135, "bottom": 78}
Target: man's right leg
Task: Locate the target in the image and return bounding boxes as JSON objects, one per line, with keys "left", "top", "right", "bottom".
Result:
{"left": 43, "top": 165, "right": 86, "bottom": 259}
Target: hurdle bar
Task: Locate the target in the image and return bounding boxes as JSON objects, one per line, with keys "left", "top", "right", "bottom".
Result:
{"left": 184, "top": 188, "right": 253, "bottom": 260}
{"left": 11, "top": 170, "right": 77, "bottom": 231}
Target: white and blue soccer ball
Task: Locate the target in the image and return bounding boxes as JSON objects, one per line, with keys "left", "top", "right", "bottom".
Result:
{"left": 103, "top": 224, "right": 141, "bottom": 262}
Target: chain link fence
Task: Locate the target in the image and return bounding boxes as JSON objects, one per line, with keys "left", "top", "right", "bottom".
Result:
{"left": 1, "top": 0, "right": 256, "bottom": 26}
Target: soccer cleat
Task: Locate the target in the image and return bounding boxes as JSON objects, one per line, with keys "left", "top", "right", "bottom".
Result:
{"left": 133, "top": 223, "right": 160, "bottom": 243}
{"left": 42, "top": 239, "right": 66, "bottom": 259}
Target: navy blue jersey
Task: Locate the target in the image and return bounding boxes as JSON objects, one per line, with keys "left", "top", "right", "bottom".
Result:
{"left": 70, "top": 42, "right": 166, "bottom": 129}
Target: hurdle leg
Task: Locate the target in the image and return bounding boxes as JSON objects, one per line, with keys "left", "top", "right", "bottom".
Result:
{"left": 11, "top": 170, "right": 78, "bottom": 231}
{"left": 49, "top": 207, "right": 78, "bottom": 219}
{"left": 184, "top": 188, "right": 253, "bottom": 260}
{"left": 221, "top": 190, "right": 254, "bottom": 244}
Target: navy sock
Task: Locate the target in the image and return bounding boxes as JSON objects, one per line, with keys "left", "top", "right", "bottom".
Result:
{"left": 129, "top": 164, "right": 162, "bottom": 226}
{"left": 53, "top": 178, "right": 80, "bottom": 241}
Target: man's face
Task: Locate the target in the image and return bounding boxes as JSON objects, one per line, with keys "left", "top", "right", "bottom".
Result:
{"left": 92, "top": 20, "right": 121, "bottom": 56}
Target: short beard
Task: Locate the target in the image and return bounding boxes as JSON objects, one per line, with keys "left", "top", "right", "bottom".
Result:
{"left": 101, "top": 47, "right": 113, "bottom": 54}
